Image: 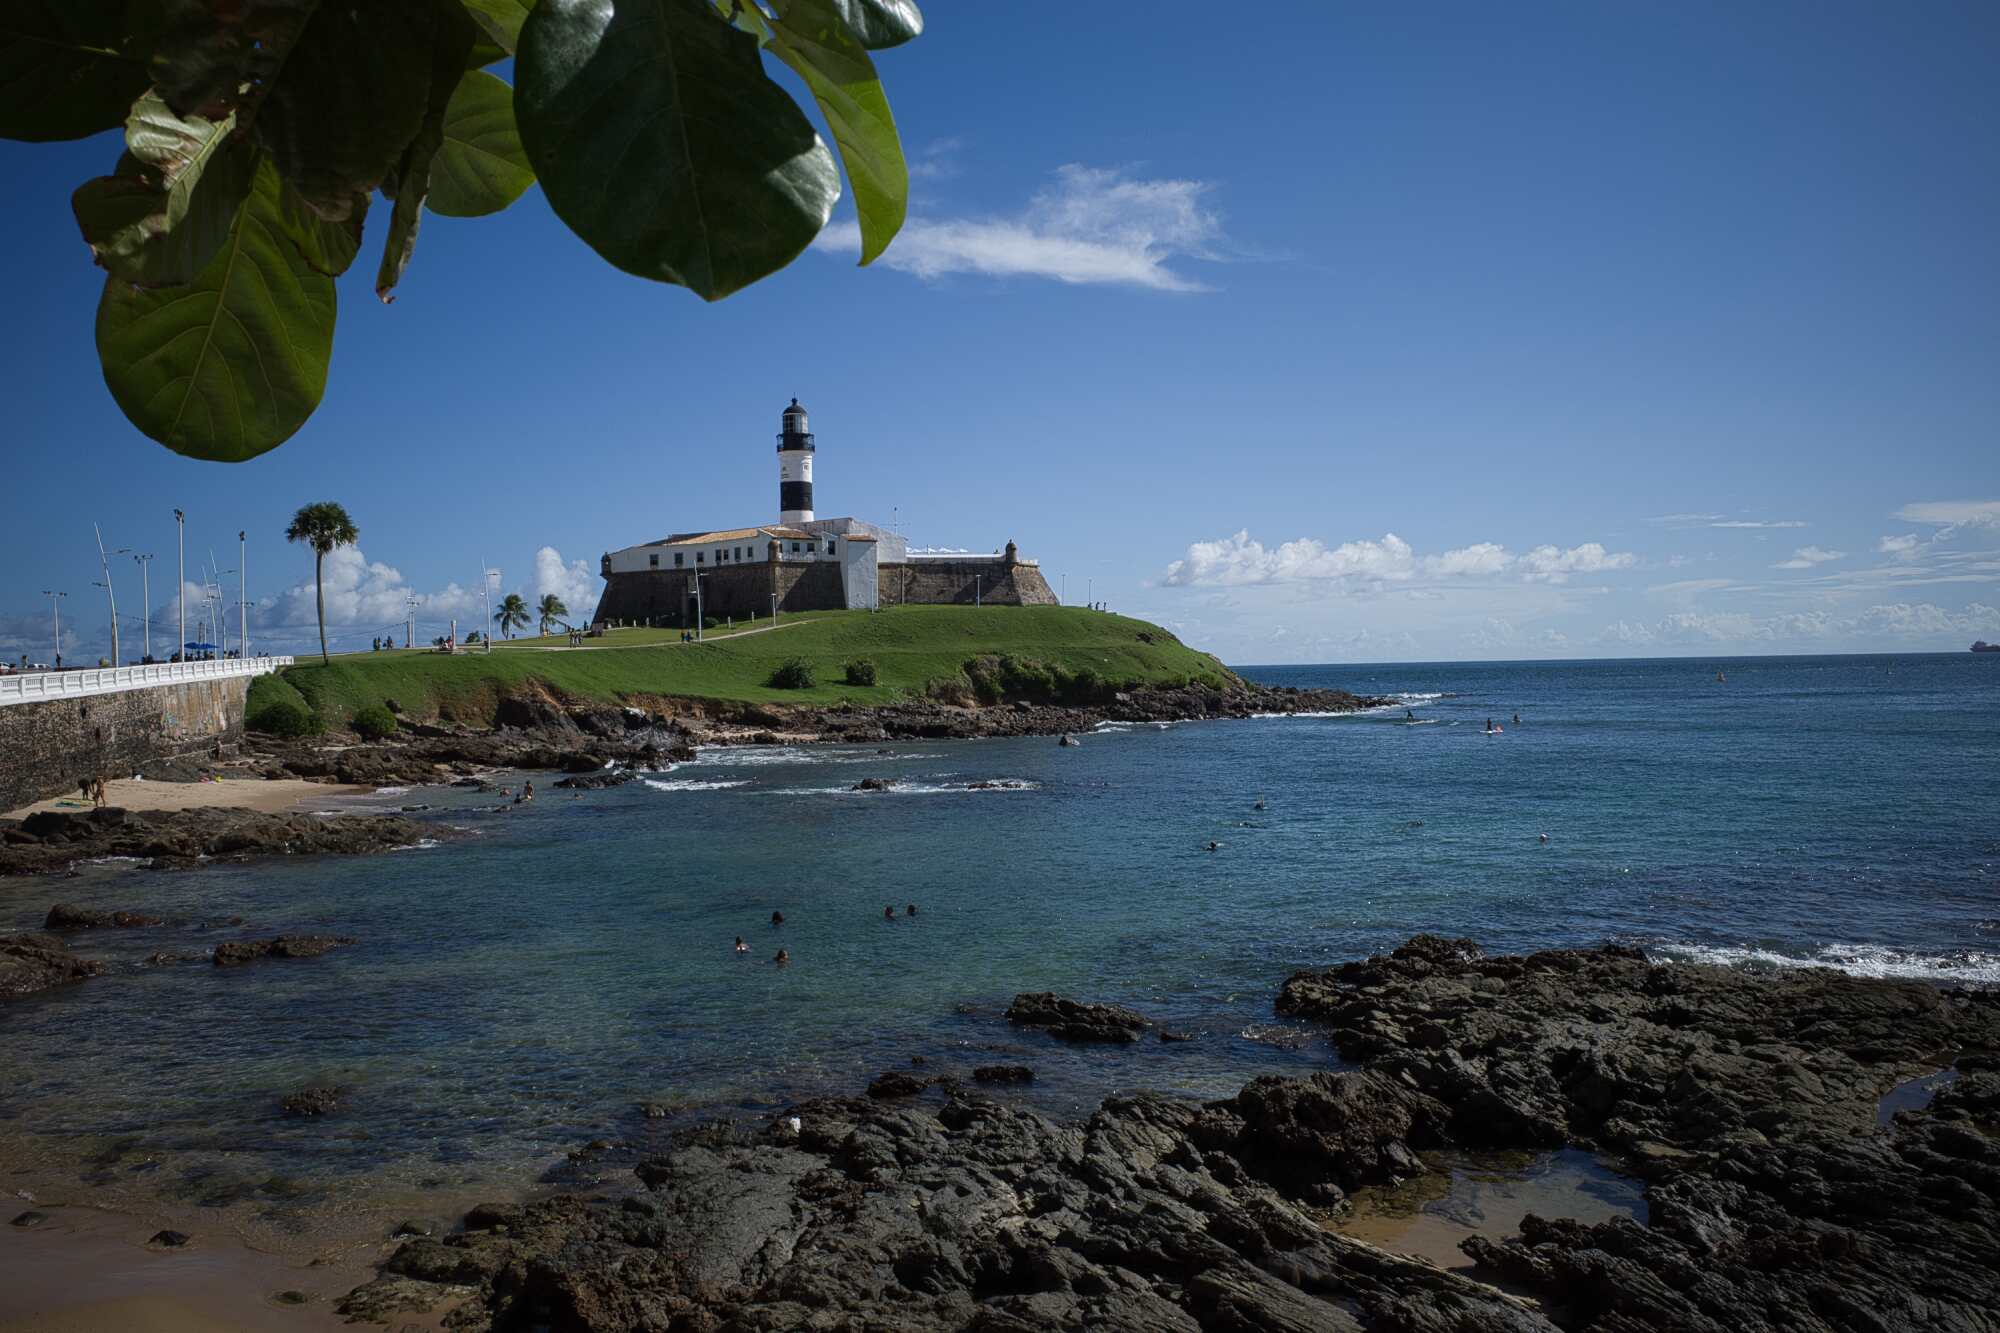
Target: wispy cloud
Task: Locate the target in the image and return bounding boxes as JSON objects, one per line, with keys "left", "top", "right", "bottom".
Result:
{"left": 1649, "top": 513, "right": 1807, "bottom": 530}
{"left": 1894, "top": 499, "right": 2000, "bottom": 527}
{"left": 1605, "top": 601, "right": 2000, "bottom": 647}
{"left": 816, "top": 164, "right": 1223, "bottom": 293}
{"left": 1708, "top": 519, "right": 1808, "bottom": 529}
{"left": 1878, "top": 533, "right": 1922, "bottom": 560}
{"left": 1773, "top": 545, "right": 1844, "bottom": 569}
{"left": 905, "top": 137, "right": 964, "bottom": 182}
{"left": 1160, "top": 531, "right": 1635, "bottom": 588}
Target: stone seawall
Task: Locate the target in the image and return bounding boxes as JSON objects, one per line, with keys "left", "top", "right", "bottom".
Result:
{"left": 878, "top": 561, "right": 1058, "bottom": 608}
{"left": 0, "top": 678, "right": 249, "bottom": 812}
{"left": 597, "top": 558, "right": 1057, "bottom": 625}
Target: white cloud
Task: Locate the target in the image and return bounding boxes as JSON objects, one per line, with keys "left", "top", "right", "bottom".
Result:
{"left": 1707, "top": 519, "right": 1808, "bottom": 529}
{"left": 815, "top": 164, "right": 1222, "bottom": 292}
{"left": 1517, "top": 543, "right": 1636, "bottom": 582}
{"left": 533, "top": 547, "right": 599, "bottom": 626}
{"left": 1773, "top": 545, "right": 1844, "bottom": 569}
{"left": 906, "top": 137, "right": 963, "bottom": 181}
{"left": 1605, "top": 601, "right": 1999, "bottom": 648}
{"left": 1161, "top": 531, "right": 1635, "bottom": 588}
{"left": 1894, "top": 499, "right": 2000, "bottom": 527}
{"left": 1877, "top": 533, "right": 1922, "bottom": 560}
{"left": 260, "top": 546, "right": 482, "bottom": 648}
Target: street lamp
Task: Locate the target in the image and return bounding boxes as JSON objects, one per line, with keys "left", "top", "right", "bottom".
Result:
{"left": 41, "top": 591, "right": 67, "bottom": 669}
{"left": 974, "top": 573, "right": 984, "bottom": 607}
{"left": 239, "top": 530, "right": 248, "bottom": 658}
{"left": 770, "top": 592, "right": 778, "bottom": 628}
{"left": 94, "top": 524, "right": 128, "bottom": 666}
{"left": 131, "top": 554, "right": 154, "bottom": 661}
{"left": 481, "top": 565, "right": 500, "bottom": 653}
{"left": 173, "top": 509, "right": 185, "bottom": 662}
{"left": 210, "top": 565, "right": 235, "bottom": 656}
{"left": 692, "top": 569, "right": 709, "bottom": 640}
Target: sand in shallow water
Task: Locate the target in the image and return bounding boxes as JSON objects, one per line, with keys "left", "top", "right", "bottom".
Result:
{"left": 5, "top": 778, "right": 370, "bottom": 821}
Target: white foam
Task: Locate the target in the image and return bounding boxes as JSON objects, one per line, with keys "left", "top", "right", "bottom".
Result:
{"left": 389, "top": 838, "right": 441, "bottom": 852}
{"left": 642, "top": 778, "right": 752, "bottom": 793}
{"left": 1249, "top": 710, "right": 1364, "bottom": 720}
{"left": 762, "top": 779, "right": 1039, "bottom": 797}
{"left": 82, "top": 855, "right": 147, "bottom": 867}
{"left": 1652, "top": 942, "right": 2000, "bottom": 985}
{"left": 693, "top": 746, "right": 941, "bottom": 767}
{"left": 372, "top": 785, "right": 412, "bottom": 795}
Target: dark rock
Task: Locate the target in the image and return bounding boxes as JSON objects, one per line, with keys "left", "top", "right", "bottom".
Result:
{"left": 148, "top": 1229, "right": 192, "bottom": 1247}
{"left": 1159, "top": 1029, "right": 1196, "bottom": 1042}
{"left": 972, "top": 1064, "right": 1035, "bottom": 1084}
{"left": 279, "top": 1086, "right": 340, "bottom": 1116}
{"left": 271, "top": 1290, "right": 311, "bottom": 1306}
{"left": 214, "top": 935, "right": 356, "bottom": 967}
{"left": 552, "top": 770, "right": 634, "bottom": 790}
{"left": 866, "top": 1070, "right": 930, "bottom": 1098}
{"left": 11, "top": 1210, "right": 50, "bottom": 1228}
{"left": 389, "top": 1218, "right": 438, "bottom": 1238}
{"left": 853, "top": 776, "right": 896, "bottom": 792}
{"left": 44, "top": 903, "right": 161, "bottom": 930}
{"left": 463, "top": 1202, "right": 523, "bottom": 1233}
{"left": 1057, "top": 732, "right": 1080, "bottom": 746}
{"left": 1, "top": 808, "right": 439, "bottom": 878}
{"left": 0, "top": 933, "right": 103, "bottom": 999}
{"left": 1005, "top": 991, "right": 1152, "bottom": 1043}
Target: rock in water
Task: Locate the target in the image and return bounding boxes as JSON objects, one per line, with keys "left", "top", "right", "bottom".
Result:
{"left": 213, "top": 935, "right": 356, "bottom": 967}
{"left": 1005, "top": 992, "right": 1152, "bottom": 1043}
{"left": 44, "top": 903, "right": 162, "bottom": 930}
{"left": 0, "top": 934, "right": 103, "bottom": 999}
{"left": 279, "top": 1086, "right": 340, "bottom": 1117}
{"left": 10, "top": 1211, "right": 50, "bottom": 1228}
{"left": 148, "top": 1230, "right": 192, "bottom": 1247}
{"left": 852, "top": 777, "right": 896, "bottom": 792}
{"left": 971, "top": 1064, "right": 1035, "bottom": 1084}
{"left": 1057, "top": 733, "right": 1080, "bottom": 746}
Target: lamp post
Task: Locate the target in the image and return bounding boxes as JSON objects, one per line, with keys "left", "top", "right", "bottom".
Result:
{"left": 41, "top": 591, "right": 66, "bottom": 669}
{"left": 405, "top": 594, "right": 418, "bottom": 650}
{"left": 974, "top": 573, "right": 983, "bottom": 607}
{"left": 481, "top": 565, "right": 499, "bottom": 653}
{"left": 131, "top": 554, "right": 154, "bottom": 662}
{"left": 692, "top": 570, "right": 708, "bottom": 640}
{"left": 239, "top": 530, "right": 248, "bottom": 658}
{"left": 94, "top": 524, "right": 127, "bottom": 666}
{"left": 174, "top": 509, "right": 185, "bottom": 662}
{"left": 209, "top": 566, "right": 234, "bottom": 657}
{"left": 770, "top": 592, "right": 778, "bottom": 629}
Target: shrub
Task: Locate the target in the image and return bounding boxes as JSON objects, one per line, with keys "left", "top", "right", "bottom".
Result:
{"left": 843, "top": 659, "right": 879, "bottom": 687}
{"left": 352, "top": 704, "right": 398, "bottom": 741}
{"left": 768, "top": 658, "right": 816, "bottom": 690}
{"left": 924, "top": 675, "right": 976, "bottom": 707}
{"left": 248, "top": 699, "right": 319, "bottom": 738}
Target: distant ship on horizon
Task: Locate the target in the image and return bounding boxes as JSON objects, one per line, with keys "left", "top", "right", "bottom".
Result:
{"left": 1974, "top": 640, "right": 2000, "bottom": 653}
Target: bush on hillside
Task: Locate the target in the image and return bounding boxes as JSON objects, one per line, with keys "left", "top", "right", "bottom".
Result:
{"left": 248, "top": 698, "right": 321, "bottom": 738}
{"left": 843, "top": 659, "right": 879, "bottom": 687}
{"left": 924, "top": 674, "right": 976, "bottom": 707}
{"left": 352, "top": 704, "right": 398, "bottom": 741}
{"left": 768, "top": 658, "right": 816, "bottom": 690}
{"left": 960, "top": 654, "right": 1116, "bottom": 706}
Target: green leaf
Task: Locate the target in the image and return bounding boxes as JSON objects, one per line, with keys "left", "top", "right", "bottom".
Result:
{"left": 427, "top": 70, "right": 535, "bottom": 217}
{"left": 0, "top": 0, "right": 154, "bottom": 141}
{"left": 72, "top": 93, "right": 257, "bottom": 287}
{"left": 253, "top": 0, "right": 445, "bottom": 222}
{"left": 460, "top": 0, "right": 534, "bottom": 51}
{"left": 96, "top": 156, "right": 337, "bottom": 462}
{"left": 468, "top": 37, "right": 508, "bottom": 68}
{"left": 375, "top": 0, "right": 477, "bottom": 301}
{"left": 767, "top": 0, "right": 905, "bottom": 265}
{"left": 778, "top": 0, "right": 921, "bottom": 50}
{"left": 517, "top": 0, "right": 840, "bottom": 301}
{"left": 278, "top": 177, "right": 366, "bottom": 277}
{"left": 151, "top": 0, "right": 321, "bottom": 126}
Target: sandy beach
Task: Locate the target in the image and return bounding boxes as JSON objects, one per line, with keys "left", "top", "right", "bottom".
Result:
{"left": 4, "top": 777, "right": 371, "bottom": 822}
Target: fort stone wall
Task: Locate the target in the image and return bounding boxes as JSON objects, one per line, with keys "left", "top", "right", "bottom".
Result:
{"left": 0, "top": 677, "right": 249, "bottom": 813}
{"left": 877, "top": 561, "right": 1058, "bottom": 608}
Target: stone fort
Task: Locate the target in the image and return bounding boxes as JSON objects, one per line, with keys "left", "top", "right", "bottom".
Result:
{"left": 596, "top": 400, "right": 1056, "bottom": 626}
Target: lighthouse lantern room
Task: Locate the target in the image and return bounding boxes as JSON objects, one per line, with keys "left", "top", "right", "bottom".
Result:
{"left": 777, "top": 398, "right": 815, "bottom": 524}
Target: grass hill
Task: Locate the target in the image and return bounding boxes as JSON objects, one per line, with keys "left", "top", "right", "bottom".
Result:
{"left": 252, "top": 606, "right": 1234, "bottom": 731}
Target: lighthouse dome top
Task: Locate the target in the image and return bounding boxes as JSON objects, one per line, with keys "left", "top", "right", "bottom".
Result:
{"left": 783, "top": 398, "right": 807, "bottom": 416}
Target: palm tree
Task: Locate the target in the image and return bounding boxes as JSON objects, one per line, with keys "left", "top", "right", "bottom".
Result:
{"left": 494, "top": 593, "right": 531, "bottom": 639}
{"left": 536, "top": 593, "right": 569, "bottom": 637}
{"left": 284, "top": 501, "right": 359, "bottom": 665}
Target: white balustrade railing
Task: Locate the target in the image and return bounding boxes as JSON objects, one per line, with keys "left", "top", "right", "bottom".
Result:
{"left": 0, "top": 656, "right": 294, "bottom": 707}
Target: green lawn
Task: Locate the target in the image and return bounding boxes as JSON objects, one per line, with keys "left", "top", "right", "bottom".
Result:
{"left": 259, "top": 606, "right": 1233, "bottom": 727}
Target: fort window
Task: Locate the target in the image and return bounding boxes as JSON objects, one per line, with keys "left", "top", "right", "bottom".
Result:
{"left": 674, "top": 553, "right": 684, "bottom": 567}
{"left": 791, "top": 542, "right": 800, "bottom": 553}
{"left": 648, "top": 553, "right": 658, "bottom": 567}
{"left": 696, "top": 552, "right": 704, "bottom": 564}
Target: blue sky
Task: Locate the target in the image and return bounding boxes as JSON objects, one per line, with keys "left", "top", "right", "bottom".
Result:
{"left": 3, "top": 0, "right": 1996, "bottom": 665}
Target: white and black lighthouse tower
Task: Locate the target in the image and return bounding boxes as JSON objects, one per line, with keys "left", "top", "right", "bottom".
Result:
{"left": 777, "top": 398, "right": 814, "bottom": 524}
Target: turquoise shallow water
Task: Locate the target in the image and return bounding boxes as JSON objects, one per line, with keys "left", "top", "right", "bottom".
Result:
{"left": 0, "top": 652, "right": 1994, "bottom": 1206}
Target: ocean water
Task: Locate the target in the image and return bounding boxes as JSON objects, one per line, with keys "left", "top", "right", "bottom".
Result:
{"left": 0, "top": 653, "right": 1994, "bottom": 1208}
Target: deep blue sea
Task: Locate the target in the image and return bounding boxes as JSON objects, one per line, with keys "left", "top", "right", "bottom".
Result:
{"left": 1, "top": 653, "right": 1994, "bottom": 1210}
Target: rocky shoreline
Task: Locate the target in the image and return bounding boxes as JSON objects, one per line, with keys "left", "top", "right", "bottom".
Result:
{"left": 328, "top": 937, "right": 1999, "bottom": 1332}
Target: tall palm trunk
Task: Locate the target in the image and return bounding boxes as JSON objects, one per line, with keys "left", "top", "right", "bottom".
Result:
{"left": 315, "top": 547, "right": 329, "bottom": 665}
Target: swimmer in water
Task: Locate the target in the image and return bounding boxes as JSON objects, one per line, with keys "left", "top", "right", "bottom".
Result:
{"left": 1539, "top": 832, "right": 1550, "bottom": 844}
{"left": 884, "top": 905, "right": 896, "bottom": 921}
{"left": 774, "top": 948, "right": 790, "bottom": 965}
{"left": 1486, "top": 718, "right": 1494, "bottom": 733}
{"left": 1512, "top": 713, "right": 1520, "bottom": 726}
{"left": 734, "top": 936, "right": 749, "bottom": 953}
{"left": 771, "top": 910, "right": 785, "bottom": 926}
{"left": 1406, "top": 708, "right": 1415, "bottom": 721}
{"left": 1254, "top": 797, "right": 1267, "bottom": 811}
{"left": 906, "top": 904, "right": 917, "bottom": 916}
{"left": 1207, "top": 840, "right": 1221, "bottom": 851}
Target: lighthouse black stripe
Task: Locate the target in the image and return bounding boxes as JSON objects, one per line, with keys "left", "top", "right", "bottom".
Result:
{"left": 781, "top": 481, "right": 813, "bottom": 511}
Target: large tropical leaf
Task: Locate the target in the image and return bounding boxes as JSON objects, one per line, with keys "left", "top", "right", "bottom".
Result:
{"left": 460, "top": 0, "right": 535, "bottom": 52}
{"left": 517, "top": 0, "right": 839, "bottom": 301}
{"left": 72, "top": 94, "right": 257, "bottom": 288}
{"left": 767, "top": 0, "right": 905, "bottom": 265}
{"left": 253, "top": 0, "right": 445, "bottom": 223}
{"left": 151, "top": 0, "right": 321, "bottom": 125}
{"left": 0, "top": 0, "right": 154, "bottom": 141}
{"left": 375, "top": 1, "right": 477, "bottom": 300}
{"left": 96, "top": 157, "right": 337, "bottom": 461}
{"left": 427, "top": 70, "right": 535, "bottom": 217}
{"left": 279, "top": 177, "right": 367, "bottom": 277}
{"left": 779, "top": 0, "right": 920, "bottom": 50}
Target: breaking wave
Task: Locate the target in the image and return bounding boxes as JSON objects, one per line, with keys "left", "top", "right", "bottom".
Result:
{"left": 1649, "top": 941, "right": 2000, "bottom": 985}
{"left": 643, "top": 778, "right": 752, "bottom": 793}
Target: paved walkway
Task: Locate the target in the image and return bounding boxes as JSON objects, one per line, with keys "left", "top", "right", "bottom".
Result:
{"left": 490, "top": 619, "right": 807, "bottom": 652}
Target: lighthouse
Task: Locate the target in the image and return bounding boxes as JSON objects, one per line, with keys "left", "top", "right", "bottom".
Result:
{"left": 777, "top": 398, "right": 815, "bottom": 524}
